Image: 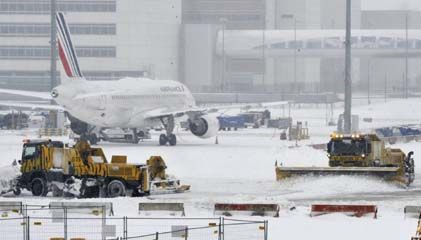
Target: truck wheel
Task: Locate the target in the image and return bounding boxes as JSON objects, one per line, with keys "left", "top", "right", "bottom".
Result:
{"left": 52, "top": 185, "right": 63, "bottom": 197}
{"left": 107, "top": 180, "right": 126, "bottom": 198}
{"left": 31, "top": 178, "right": 48, "bottom": 197}
{"left": 13, "top": 188, "right": 21, "bottom": 196}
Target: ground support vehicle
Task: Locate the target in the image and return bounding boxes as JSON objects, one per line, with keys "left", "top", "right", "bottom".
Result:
{"left": 276, "top": 133, "right": 415, "bottom": 186}
{"left": 217, "top": 115, "right": 245, "bottom": 131}
{"left": 13, "top": 139, "right": 189, "bottom": 198}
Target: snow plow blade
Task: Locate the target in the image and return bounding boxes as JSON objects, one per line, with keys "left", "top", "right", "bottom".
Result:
{"left": 276, "top": 166, "right": 412, "bottom": 186}
{"left": 149, "top": 179, "right": 190, "bottom": 195}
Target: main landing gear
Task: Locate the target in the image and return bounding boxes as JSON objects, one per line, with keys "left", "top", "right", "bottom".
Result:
{"left": 159, "top": 115, "right": 177, "bottom": 146}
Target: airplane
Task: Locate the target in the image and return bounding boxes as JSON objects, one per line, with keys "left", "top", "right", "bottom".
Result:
{"left": 0, "top": 12, "right": 286, "bottom": 146}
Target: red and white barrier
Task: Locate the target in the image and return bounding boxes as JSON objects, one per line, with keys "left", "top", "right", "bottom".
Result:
{"left": 310, "top": 204, "right": 377, "bottom": 218}
{"left": 214, "top": 203, "right": 279, "bottom": 217}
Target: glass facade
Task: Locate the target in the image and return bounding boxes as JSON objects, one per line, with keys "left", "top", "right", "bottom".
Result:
{"left": 0, "top": 46, "right": 116, "bottom": 59}
{"left": 0, "top": 71, "right": 54, "bottom": 91}
{"left": 0, "top": 23, "right": 116, "bottom": 37}
{"left": 182, "top": 0, "right": 266, "bottom": 29}
{"left": 0, "top": 1, "right": 116, "bottom": 14}
{"left": 0, "top": 71, "right": 146, "bottom": 91}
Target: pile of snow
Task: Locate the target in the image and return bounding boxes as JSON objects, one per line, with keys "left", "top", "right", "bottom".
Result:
{"left": 277, "top": 175, "right": 398, "bottom": 199}
{"left": 0, "top": 164, "right": 20, "bottom": 194}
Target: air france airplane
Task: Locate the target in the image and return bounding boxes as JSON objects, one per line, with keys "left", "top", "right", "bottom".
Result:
{"left": 0, "top": 12, "right": 285, "bottom": 146}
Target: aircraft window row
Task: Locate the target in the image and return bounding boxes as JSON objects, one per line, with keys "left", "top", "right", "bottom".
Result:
{"left": 0, "top": 23, "right": 116, "bottom": 36}
{"left": 0, "top": 46, "right": 116, "bottom": 59}
{"left": 112, "top": 95, "right": 181, "bottom": 100}
{"left": 0, "top": 1, "right": 116, "bottom": 14}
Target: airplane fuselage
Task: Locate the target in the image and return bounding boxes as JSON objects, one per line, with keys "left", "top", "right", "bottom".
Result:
{"left": 53, "top": 77, "right": 196, "bottom": 128}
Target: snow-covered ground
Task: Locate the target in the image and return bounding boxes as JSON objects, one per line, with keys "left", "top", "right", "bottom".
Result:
{"left": 1, "top": 98, "right": 421, "bottom": 239}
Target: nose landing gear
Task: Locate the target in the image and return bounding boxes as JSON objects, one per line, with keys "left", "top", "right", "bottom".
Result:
{"left": 159, "top": 115, "right": 177, "bottom": 146}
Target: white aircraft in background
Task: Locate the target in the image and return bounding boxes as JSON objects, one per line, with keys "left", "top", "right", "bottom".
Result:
{"left": 0, "top": 12, "right": 285, "bottom": 146}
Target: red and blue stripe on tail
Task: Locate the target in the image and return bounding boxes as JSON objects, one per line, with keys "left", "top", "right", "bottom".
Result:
{"left": 56, "top": 12, "right": 83, "bottom": 78}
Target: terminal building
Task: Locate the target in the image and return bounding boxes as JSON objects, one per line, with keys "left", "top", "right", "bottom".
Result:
{"left": 0, "top": 0, "right": 181, "bottom": 91}
{"left": 1, "top": 0, "right": 421, "bottom": 96}
{"left": 182, "top": 0, "right": 421, "bottom": 95}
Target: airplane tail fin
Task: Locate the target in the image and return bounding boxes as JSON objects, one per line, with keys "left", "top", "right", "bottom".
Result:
{"left": 56, "top": 12, "right": 84, "bottom": 80}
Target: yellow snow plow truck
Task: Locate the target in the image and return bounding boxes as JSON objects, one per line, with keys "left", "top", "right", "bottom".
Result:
{"left": 13, "top": 139, "right": 189, "bottom": 198}
{"left": 276, "top": 133, "right": 415, "bottom": 186}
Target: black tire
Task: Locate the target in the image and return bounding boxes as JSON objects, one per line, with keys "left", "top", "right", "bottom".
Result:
{"left": 168, "top": 134, "right": 177, "bottom": 146}
{"left": 132, "top": 133, "right": 139, "bottom": 144}
{"left": 124, "top": 134, "right": 133, "bottom": 141}
{"left": 31, "top": 178, "right": 48, "bottom": 197}
{"left": 132, "top": 189, "right": 148, "bottom": 197}
{"left": 52, "top": 185, "right": 63, "bottom": 197}
{"left": 159, "top": 134, "right": 168, "bottom": 146}
{"left": 107, "top": 180, "right": 126, "bottom": 198}
{"left": 13, "top": 188, "right": 21, "bottom": 196}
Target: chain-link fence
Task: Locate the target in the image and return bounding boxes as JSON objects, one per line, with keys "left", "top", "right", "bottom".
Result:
{"left": 0, "top": 204, "right": 268, "bottom": 240}
{"left": 114, "top": 217, "right": 267, "bottom": 240}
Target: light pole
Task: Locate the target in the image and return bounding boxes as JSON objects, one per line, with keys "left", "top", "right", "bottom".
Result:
{"left": 384, "top": 73, "right": 388, "bottom": 102}
{"left": 405, "top": 11, "right": 409, "bottom": 99}
{"left": 281, "top": 14, "right": 297, "bottom": 93}
{"left": 367, "top": 59, "right": 371, "bottom": 105}
{"left": 219, "top": 18, "right": 228, "bottom": 92}
{"left": 50, "top": 0, "right": 57, "bottom": 128}
{"left": 262, "top": 27, "right": 266, "bottom": 92}
{"left": 50, "top": 0, "right": 57, "bottom": 91}
{"left": 294, "top": 18, "right": 297, "bottom": 93}
{"left": 344, "top": 0, "right": 352, "bottom": 134}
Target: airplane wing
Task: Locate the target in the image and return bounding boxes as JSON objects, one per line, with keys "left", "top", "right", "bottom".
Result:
{"left": 144, "top": 101, "right": 289, "bottom": 119}
{"left": 0, "top": 101, "right": 64, "bottom": 111}
{"left": 0, "top": 88, "right": 52, "bottom": 100}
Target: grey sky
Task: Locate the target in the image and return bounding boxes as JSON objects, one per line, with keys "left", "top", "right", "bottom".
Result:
{"left": 362, "top": 0, "right": 421, "bottom": 10}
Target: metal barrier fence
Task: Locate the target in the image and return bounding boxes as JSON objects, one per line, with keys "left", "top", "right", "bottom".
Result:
{"left": 0, "top": 204, "right": 268, "bottom": 240}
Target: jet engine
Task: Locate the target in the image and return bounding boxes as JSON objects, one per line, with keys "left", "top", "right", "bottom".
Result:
{"left": 189, "top": 115, "right": 219, "bottom": 139}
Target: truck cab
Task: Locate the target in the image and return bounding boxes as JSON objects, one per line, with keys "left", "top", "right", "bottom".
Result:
{"left": 327, "top": 133, "right": 406, "bottom": 168}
